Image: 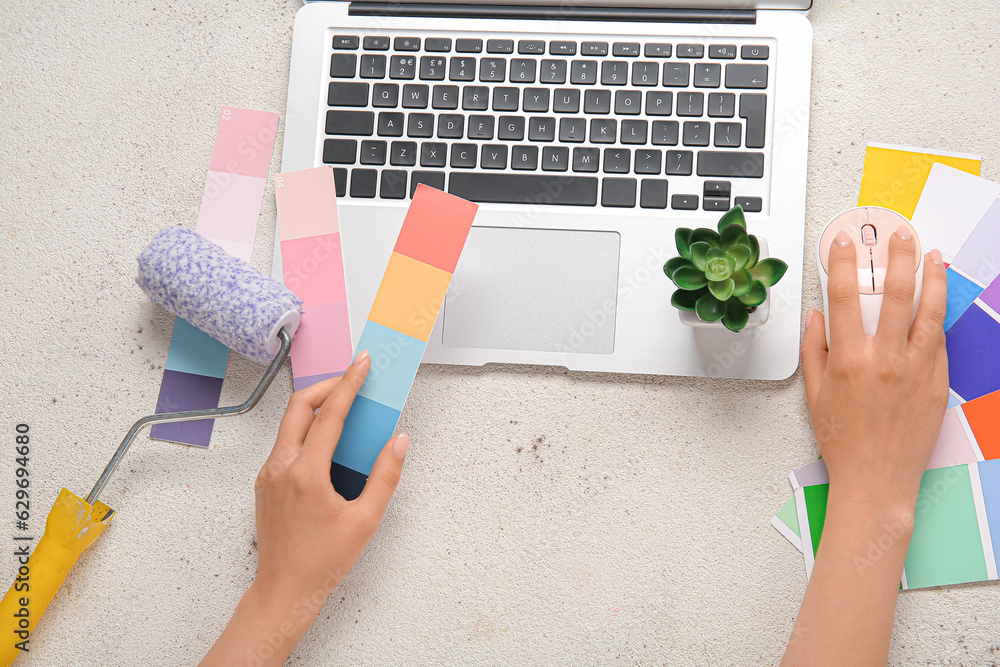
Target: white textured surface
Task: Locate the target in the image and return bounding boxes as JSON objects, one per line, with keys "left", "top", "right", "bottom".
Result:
{"left": 2, "top": 1, "right": 1000, "bottom": 665}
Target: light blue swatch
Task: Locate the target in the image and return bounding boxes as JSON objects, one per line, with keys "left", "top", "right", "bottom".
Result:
{"left": 945, "top": 268, "right": 983, "bottom": 332}
{"left": 163, "top": 317, "right": 230, "bottom": 379}
{"left": 355, "top": 321, "right": 427, "bottom": 412}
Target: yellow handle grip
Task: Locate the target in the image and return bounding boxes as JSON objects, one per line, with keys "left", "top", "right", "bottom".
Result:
{"left": 0, "top": 489, "right": 113, "bottom": 666}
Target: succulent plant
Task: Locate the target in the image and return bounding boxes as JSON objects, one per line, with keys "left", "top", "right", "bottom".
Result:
{"left": 663, "top": 205, "right": 788, "bottom": 333}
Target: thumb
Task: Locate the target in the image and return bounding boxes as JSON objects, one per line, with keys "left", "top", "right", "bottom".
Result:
{"left": 801, "top": 308, "right": 828, "bottom": 408}
{"left": 357, "top": 433, "right": 409, "bottom": 515}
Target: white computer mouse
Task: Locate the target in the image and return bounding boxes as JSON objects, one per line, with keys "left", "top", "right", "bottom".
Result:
{"left": 817, "top": 206, "right": 923, "bottom": 341}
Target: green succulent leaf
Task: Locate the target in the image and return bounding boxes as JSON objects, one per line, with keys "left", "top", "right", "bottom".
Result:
{"left": 749, "top": 258, "right": 789, "bottom": 288}
{"left": 704, "top": 250, "right": 736, "bottom": 281}
{"left": 716, "top": 205, "right": 746, "bottom": 233}
{"left": 731, "top": 268, "right": 753, "bottom": 296}
{"left": 708, "top": 277, "right": 735, "bottom": 301}
{"left": 747, "top": 235, "right": 760, "bottom": 269}
{"left": 673, "top": 266, "right": 708, "bottom": 290}
{"left": 671, "top": 286, "right": 707, "bottom": 311}
{"left": 675, "top": 227, "right": 694, "bottom": 259}
{"left": 721, "top": 223, "right": 748, "bottom": 250}
{"left": 663, "top": 256, "right": 693, "bottom": 279}
{"left": 690, "top": 227, "right": 721, "bottom": 248}
{"left": 728, "top": 243, "right": 751, "bottom": 270}
{"left": 695, "top": 293, "right": 726, "bottom": 322}
{"left": 723, "top": 298, "right": 751, "bottom": 333}
{"left": 738, "top": 280, "right": 768, "bottom": 307}
{"left": 689, "top": 241, "right": 712, "bottom": 271}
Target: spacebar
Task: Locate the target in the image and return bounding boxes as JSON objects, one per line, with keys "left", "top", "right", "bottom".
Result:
{"left": 448, "top": 173, "right": 599, "bottom": 206}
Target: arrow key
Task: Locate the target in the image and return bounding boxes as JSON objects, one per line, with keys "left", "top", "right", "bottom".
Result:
{"left": 725, "top": 64, "right": 768, "bottom": 89}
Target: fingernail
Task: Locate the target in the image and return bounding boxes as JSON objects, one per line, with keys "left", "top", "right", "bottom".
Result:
{"left": 835, "top": 231, "right": 851, "bottom": 248}
{"left": 929, "top": 249, "right": 943, "bottom": 265}
{"left": 354, "top": 349, "right": 369, "bottom": 364}
{"left": 805, "top": 308, "right": 815, "bottom": 328}
{"left": 896, "top": 224, "right": 912, "bottom": 241}
{"left": 392, "top": 433, "right": 410, "bottom": 460}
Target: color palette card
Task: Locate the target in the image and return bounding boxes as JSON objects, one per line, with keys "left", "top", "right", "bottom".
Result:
{"left": 151, "top": 107, "right": 279, "bottom": 447}
{"left": 274, "top": 166, "right": 352, "bottom": 391}
{"left": 944, "top": 199, "right": 1000, "bottom": 331}
{"left": 910, "top": 163, "right": 1000, "bottom": 263}
{"left": 330, "top": 185, "right": 478, "bottom": 500}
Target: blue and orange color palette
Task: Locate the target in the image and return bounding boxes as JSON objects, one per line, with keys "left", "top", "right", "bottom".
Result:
{"left": 331, "top": 184, "right": 479, "bottom": 499}
{"left": 274, "top": 166, "right": 352, "bottom": 391}
{"left": 150, "top": 107, "right": 278, "bottom": 447}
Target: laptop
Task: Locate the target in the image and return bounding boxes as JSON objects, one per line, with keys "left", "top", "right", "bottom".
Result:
{"left": 278, "top": 0, "right": 813, "bottom": 380}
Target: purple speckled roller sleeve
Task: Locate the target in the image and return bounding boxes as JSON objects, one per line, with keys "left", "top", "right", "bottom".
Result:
{"left": 136, "top": 226, "right": 303, "bottom": 364}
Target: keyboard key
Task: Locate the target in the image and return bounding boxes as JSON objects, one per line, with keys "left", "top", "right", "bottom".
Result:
{"left": 590, "top": 118, "right": 617, "bottom": 143}
{"left": 559, "top": 118, "right": 587, "bottom": 143}
{"left": 468, "top": 115, "right": 495, "bottom": 139}
{"left": 450, "top": 57, "right": 476, "bottom": 81}
{"left": 584, "top": 89, "right": 612, "bottom": 114}
{"left": 419, "top": 56, "right": 447, "bottom": 81}
{"left": 498, "top": 116, "right": 526, "bottom": 140}
{"left": 350, "top": 169, "right": 377, "bottom": 198}
{"left": 523, "top": 88, "right": 550, "bottom": 112}
{"left": 481, "top": 145, "right": 508, "bottom": 169}
{"left": 682, "top": 121, "right": 710, "bottom": 147}
{"left": 740, "top": 93, "right": 766, "bottom": 149}
{"left": 360, "top": 54, "right": 386, "bottom": 78}
{"left": 330, "top": 53, "right": 357, "bottom": 78}
{"left": 694, "top": 63, "right": 721, "bottom": 88}
{"left": 425, "top": 37, "right": 452, "bottom": 52}
{"left": 402, "top": 84, "right": 428, "bottom": 108}
{"left": 410, "top": 171, "right": 446, "bottom": 196}
{"left": 363, "top": 36, "right": 390, "bottom": 51}
{"left": 672, "top": 194, "right": 698, "bottom": 210}
{"left": 666, "top": 150, "right": 694, "bottom": 175}
{"left": 662, "top": 63, "right": 690, "bottom": 87}
{"left": 703, "top": 196, "right": 731, "bottom": 211}
{"left": 553, "top": 88, "right": 581, "bottom": 113}
{"left": 457, "top": 38, "right": 484, "bottom": 53}
{"left": 437, "top": 114, "right": 464, "bottom": 138}
{"left": 632, "top": 62, "right": 659, "bottom": 86}
{"left": 570, "top": 60, "right": 598, "bottom": 84}
{"left": 726, "top": 64, "right": 768, "bottom": 89}
{"left": 704, "top": 181, "right": 731, "bottom": 197}
{"left": 323, "top": 139, "right": 357, "bottom": 164}
{"left": 372, "top": 83, "right": 399, "bottom": 107}
{"left": 644, "top": 43, "right": 672, "bottom": 58}
{"left": 651, "top": 120, "right": 679, "bottom": 145}
{"left": 742, "top": 45, "right": 769, "bottom": 60}
{"left": 697, "top": 151, "right": 765, "bottom": 178}
{"left": 550, "top": 41, "right": 577, "bottom": 55}
{"left": 360, "top": 140, "right": 387, "bottom": 165}
{"left": 451, "top": 143, "right": 478, "bottom": 168}
{"left": 601, "top": 61, "right": 628, "bottom": 85}
{"left": 449, "top": 173, "right": 599, "bottom": 206}
{"left": 380, "top": 170, "right": 408, "bottom": 199}
{"left": 333, "top": 168, "right": 348, "bottom": 197}
{"left": 602, "top": 178, "right": 637, "bottom": 207}
{"left": 420, "top": 142, "right": 447, "bottom": 167}
{"left": 407, "top": 113, "right": 434, "bottom": 137}
{"left": 615, "top": 90, "right": 642, "bottom": 115}
{"left": 603, "top": 148, "right": 631, "bottom": 173}
{"left": 646, "top": 91, "right": 673, "bottom": 116}
{"left": 390, "top": 141, "right": 417, "bottom": 166}
{"left": 479, "top": 57, "right": 507, "bottom": 82}
{"left": 493, "top": 87, "right": 520, "bottom": 111}
{"left": 714, "top": 122, "right": 742, "bottom": 147}
{"left": 528, "top": 116, "right": 556, "bottom": 142}
{"left": 326, "top": 110, "right": 375, "bottom": 135}
{"left": 634, "top": 149, "right": 662, "bottom": 174}
{"left": 640, "top": 179, "right": 668, "bottom": 208}
{"left": 333, "top": 35, "right": 359, "bottom": 49}
{"left": 582, "top": 41, "right": 609, "bottom": 56}
{"left": 573, "top": 147, "right": 600, "bottom": 172}
{"left": 676, "top": 44, "right": 704, "bottom": 58}
{"left": 487, "top": 39, "right": 513, "bottom": 54}
{"left": 510, "top": 58, "right": 537, "bottom": 83}
{"left": 612, "top": 42, "right": 640, "bottom": 57}
{"left": 540, "top": 59, "right": 568, "bottom": 84}
{"left": 394, "top": 37, "right": 420, "bottom": 51}
{"left": 390, "top": 55, "right": 417, "bottom": 79}
{"left": 462, "top": 86, "right": 490, "bottom": 110}
{"left": 511, "top": 145, "right": 539, "bottom": 170}
{"left": 328, "top": 81, "right": 369, "bottom": 107}
{"left": 707, "top": 92, "right": 736, "bottom": 117}
{"left": 432, "top": 85, "right": 459, "bottom": 109}
{"left": 518, "top": 40, "right": 546, "bottom": 54}
{"left": 676, "top": 92, "right": 704, "bottom": 116}
{"left": 709, "top": 44, "right": 737, "bottom": 59}
{"left": 621, "top": 119, "right": 648, "bottom": 144}
{"left": 377, "top": 112, "right": 404, "bottom": 136}
{"left": 542, "top": 146, "right": 570, "bottom": 171}
{"left": 735, "top": 195, "right": 763, "bottom": 212}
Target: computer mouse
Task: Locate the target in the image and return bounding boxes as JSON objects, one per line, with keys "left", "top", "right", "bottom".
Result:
{"left": 817, "top": 206, "right": 923, "bottom": 341}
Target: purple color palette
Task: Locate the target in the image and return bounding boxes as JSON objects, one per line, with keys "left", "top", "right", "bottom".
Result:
{"left": 150, "top": 370, "right": 225, "bottom": 446}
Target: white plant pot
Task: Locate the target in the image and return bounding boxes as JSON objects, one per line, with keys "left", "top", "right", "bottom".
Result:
{"left": 677, "top": 238, "right": 771, "bottom": 331}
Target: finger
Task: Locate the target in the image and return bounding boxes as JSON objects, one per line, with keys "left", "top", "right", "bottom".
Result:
{"left": 826, "top": 233, "right": 865, "bottom": 347}
{"left": 262, "top": 377, "right": 344, "bottom": 475}
{"left": 300, "top": 350, "right": 371, "bottom": 467}
{"left": 356, "top": 433, "right": 409, "bottom": 515}
{"left": 801, "top": 309, "right": 828, "bottom": 407}
{"left": 876, "top": 226, "right": 919, "bottom": 344}
{"left": 909, "top": 249, "right": 948, "bottom": 359}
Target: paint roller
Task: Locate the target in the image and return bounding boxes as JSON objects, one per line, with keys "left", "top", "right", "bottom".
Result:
{"left": 0, "top": 226, "right": 303, "bottom": 665}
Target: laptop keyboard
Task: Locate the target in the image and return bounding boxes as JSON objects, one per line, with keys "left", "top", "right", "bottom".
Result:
{"left": 322, "top": 33, "right": 772, "bottom": 212}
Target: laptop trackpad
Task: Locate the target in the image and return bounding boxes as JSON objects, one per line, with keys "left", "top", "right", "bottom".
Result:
{"left": 441, "top": 227, "right": 620, "bottom": 354}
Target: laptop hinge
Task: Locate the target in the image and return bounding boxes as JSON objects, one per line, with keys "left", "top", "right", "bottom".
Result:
{"left": 348, "top": 3, "right": 757, "bottom": 24}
